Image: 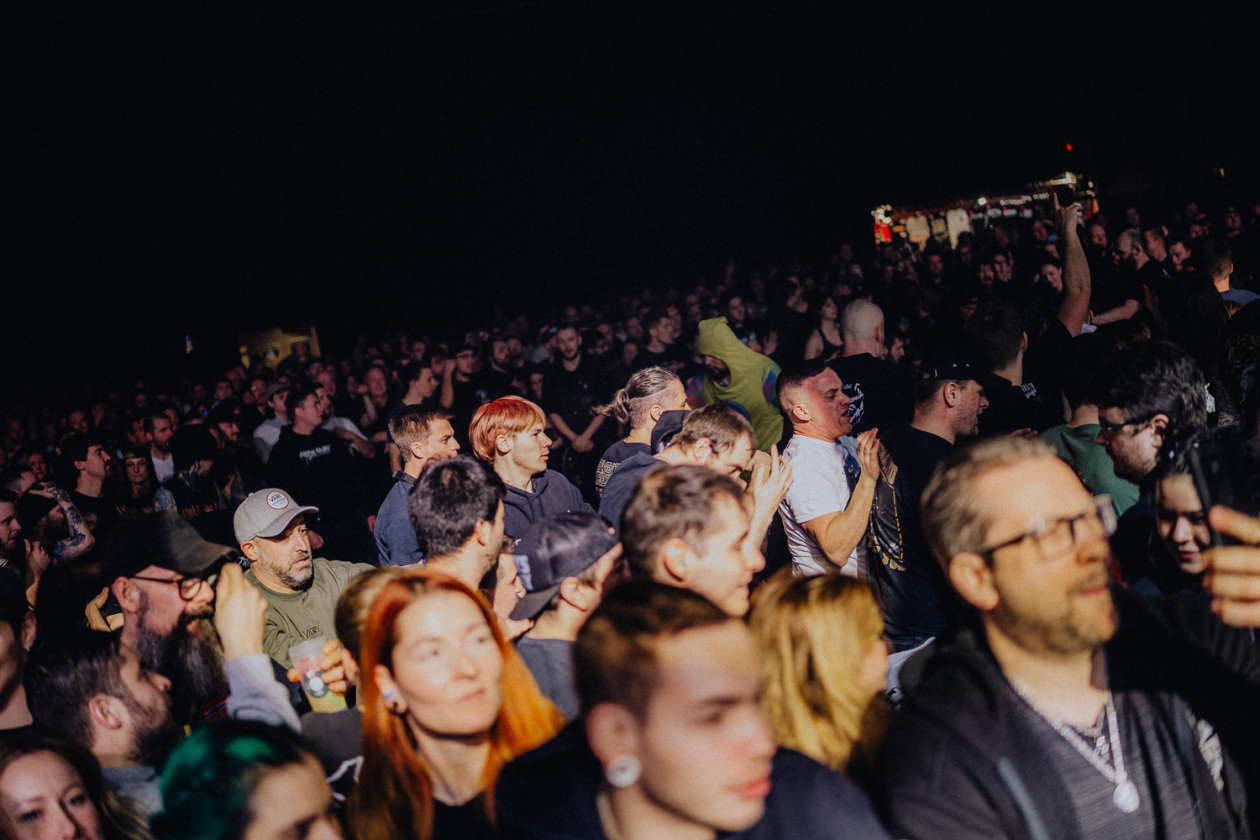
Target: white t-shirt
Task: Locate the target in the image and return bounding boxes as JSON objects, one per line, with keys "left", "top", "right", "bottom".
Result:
{"left": 151, "top": 453, "right": 175, "bottom": 484}
{"left": 779, "top": 434, "right": 866, "bottom": 577}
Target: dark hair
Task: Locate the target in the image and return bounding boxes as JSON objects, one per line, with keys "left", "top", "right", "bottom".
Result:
{"left": 152, "top": 721, "right": 317, "bottom": 840}
{"left": 776, "top": 359, "right": 829, "bottom": 411}
{"left": 284, "top": 383, "right": 320, "bottom": 420}
{"left": 1065, "top": 333, "right": 1120, "bottom": 410}
{"left": 965, "top": 299, "right": 1025, "bottom": 372}
{"left": 24, "top": 630, "right": 128, "bottom": 747}
{"left": 1093, "top": 340, "right": 1208, "bottom": 437}
{"left": 169, "top": 426, "right": 219, "bottom": 473}
{"left": 574, "top": 579, "right": 731, "bottom": 719}
{"left": 408, "top": 455, "right": 505, "bottom": 558}
{"left": 621, "top": 464, "right": 744, "bottom": 577}
{"left": 143, "top": 410, "right": 172, "bottom": 434}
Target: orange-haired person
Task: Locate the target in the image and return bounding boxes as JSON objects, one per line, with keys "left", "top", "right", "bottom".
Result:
{"left": 348, "top": 570, "right": 566, "bottom": 840}
{"left": 469, "top": 396, "right": 593, "bottom": 539}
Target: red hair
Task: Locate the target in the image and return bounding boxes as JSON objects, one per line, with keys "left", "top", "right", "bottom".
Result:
{"left": 348, "top": 569, "right": 565, "bottom": 840}
{"left": 468, "top": 396, "right": 546, "bottom": 462}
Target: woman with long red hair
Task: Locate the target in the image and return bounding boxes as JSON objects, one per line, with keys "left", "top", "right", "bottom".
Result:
{"left": 348, "top": 570, "right": 565, "bottom": 840}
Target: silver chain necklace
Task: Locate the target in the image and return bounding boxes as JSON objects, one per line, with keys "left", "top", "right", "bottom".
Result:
{"left": 1010, "top": 682, "right": 1141, "bottom": 814}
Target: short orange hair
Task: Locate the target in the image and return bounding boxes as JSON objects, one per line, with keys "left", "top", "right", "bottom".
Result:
{"left": 469, "top": 396, "right": 546, "bottom": 462}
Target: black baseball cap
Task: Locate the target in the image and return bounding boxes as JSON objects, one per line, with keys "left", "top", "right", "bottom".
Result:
{"left": 102, "top": 511, "right": 238, "bottom": 584}
{"left": 510, "top": 512, "right": 619, "bottom": 622}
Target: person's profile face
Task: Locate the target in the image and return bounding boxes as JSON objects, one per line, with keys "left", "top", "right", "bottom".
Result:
{"left": 384, "top": 590, "right": 505, "bottom": 739}
{"left": 241, "top": 757, "right": 341, "bottom": 840}
{"left": 801, "top": 369, "right": 852, "bottom": 440}
{"left": 1155, "top": 474, "right": 1211, "bottom": 575}
{"left": 419, "top": 420, "right": 460, "bottom": 464}
{"left": 631, "top": 621, "right": 775, "bottom": 834}
{"left": 0, "top": 752, "right": 105, "bottom": 840}
{"left": 509, "top": 424, "right": 550, "bottom": 476}
{"left": 685, "top": 495, "right": 762, "bottom": 617}
{"left": 0, "top": 503, "right": 21, "bottom": 551}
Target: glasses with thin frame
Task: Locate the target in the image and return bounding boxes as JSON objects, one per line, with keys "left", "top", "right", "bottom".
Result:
{"left": 974, "top": 495, "right": 1117, "bottom": 562}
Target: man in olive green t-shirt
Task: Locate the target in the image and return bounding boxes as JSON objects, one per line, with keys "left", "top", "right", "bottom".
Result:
{"left": 234, "top": 488, "right": 374, "bottom": 667}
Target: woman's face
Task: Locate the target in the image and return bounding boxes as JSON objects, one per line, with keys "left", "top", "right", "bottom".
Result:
{"left": 383, "top": 590, "right": 505, "bottom": 739}
{"left": 0, "top": 752, "right": 104, "bottom": 840}
{"left": 821, "top": 297, "right": 837, "bottom": 321}
{"left": 242, "top": 758, "right": 341, "bottom": 840}
{"left": 125, "top": 457, "right": 150, "bottom": 485}
{"left": 26, "top": 454, "right": 48, "bottom": 482}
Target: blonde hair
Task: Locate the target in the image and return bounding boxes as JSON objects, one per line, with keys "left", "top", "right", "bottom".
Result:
{"left": 749, "top": 571, "right": 887, "bottom": 785}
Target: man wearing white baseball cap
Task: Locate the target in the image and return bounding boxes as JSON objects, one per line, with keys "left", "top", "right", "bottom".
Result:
{"left": 235, "top": 487, "right": 374, "bottom": 668}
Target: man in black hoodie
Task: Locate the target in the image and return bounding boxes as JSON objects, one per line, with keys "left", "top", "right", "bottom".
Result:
{"left": 877, "top": 436, "right": 1259, "bottom": 839}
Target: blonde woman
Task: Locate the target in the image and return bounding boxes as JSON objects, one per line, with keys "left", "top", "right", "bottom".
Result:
{"left": 749, "top": 571, "right": 890, "bottom": 788}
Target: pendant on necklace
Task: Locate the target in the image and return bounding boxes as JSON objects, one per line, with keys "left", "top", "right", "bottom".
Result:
{"left": 1113, "top": 779, "right": 1140, "bottom": 813}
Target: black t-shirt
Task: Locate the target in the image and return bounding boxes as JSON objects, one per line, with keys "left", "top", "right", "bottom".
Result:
{"left": 868, "top": 423, "right": 958, "bottom": 645}
{"left": 300, "top": 706, "right": 362, "bottom": 804}
{"left": 828, "top": 354, "right": 914, "bottom": 436}
{"left": 543, "top": 357, "right": 615, "bottom": 442}
{"left": 433, "top": 793, "right": 495, "bottom": 840}
{"left": 980, "top": 318, "right": 1071, "bottom": 437}
{"left": 628, "top": 345, "right": 686, "bottom": 375}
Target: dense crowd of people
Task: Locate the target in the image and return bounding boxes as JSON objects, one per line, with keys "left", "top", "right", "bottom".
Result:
{"left": 3, "top": 194, "right": 1260, "bottom": 839}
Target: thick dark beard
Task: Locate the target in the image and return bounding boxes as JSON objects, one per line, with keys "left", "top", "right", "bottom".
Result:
{"left": 132, "top": 601, "right": 229, "bottom": 717}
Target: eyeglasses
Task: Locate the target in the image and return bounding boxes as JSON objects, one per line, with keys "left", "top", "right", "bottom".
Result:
{"left": 1097, "top": 415, "right": 1153, "bottom": 442}
{"left": 130, "top": 571, "right": 219, "bottom": 601}
{"left": 975, "top": 495, "right": 1117, "bottom": 562}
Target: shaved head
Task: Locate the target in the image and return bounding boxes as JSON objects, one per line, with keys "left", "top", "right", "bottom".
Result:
{"left": 841, "top": 299, "right": 884, "bottom": 344}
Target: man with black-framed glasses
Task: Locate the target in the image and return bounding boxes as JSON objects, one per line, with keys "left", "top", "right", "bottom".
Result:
{"left": 104, "top": 511, "right": 299, "bottom": 729}
{"left": 1092, "top": 341, "right": 1210, "bottom": 587}
{"left": 875, "top": 436, "right": 1260, "bottom": 840}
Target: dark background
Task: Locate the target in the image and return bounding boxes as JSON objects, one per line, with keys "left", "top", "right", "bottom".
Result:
{"left": 6, "top": 1, "right": 1259, "bottom": 394}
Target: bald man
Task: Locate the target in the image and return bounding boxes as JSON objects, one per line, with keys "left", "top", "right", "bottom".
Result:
{"left": 828, "top": 300, "right": 914, "bottom": 435}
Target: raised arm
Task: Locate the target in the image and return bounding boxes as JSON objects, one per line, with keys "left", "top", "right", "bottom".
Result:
{"left": 1055, "top": 195, "right": 1091, "bottom": 337}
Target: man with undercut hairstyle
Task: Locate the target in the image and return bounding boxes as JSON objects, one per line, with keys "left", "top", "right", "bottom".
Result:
{"left": 236, "top": 488, "right": 373, "bottom": 668}
{"left": 620, "top": 464, "right": 765, "bottom": 617}
{"left": 375, "top": 405, "right": 460, "bottom": 566}
{"left": 24, "top": 630, "right": 179, "bottom": 815}
{"left": 776, "top": 360, "right": 878, "bottom": 578}
{"left": 407, "top": 455, "right": 507, "bottom": 592}
{"left": 829, "top": 299, "right": 913, "bottom": 436}
{"left": 252, "top": 380, "right": 291, "bottom": 465}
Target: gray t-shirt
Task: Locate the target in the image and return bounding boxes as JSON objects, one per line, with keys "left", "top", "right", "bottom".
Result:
{"left": 516, "top": 636, "right": 577, "bottom": 719}
{"left": 1010, "top": 686, "right": 1205, "bottom": 840}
